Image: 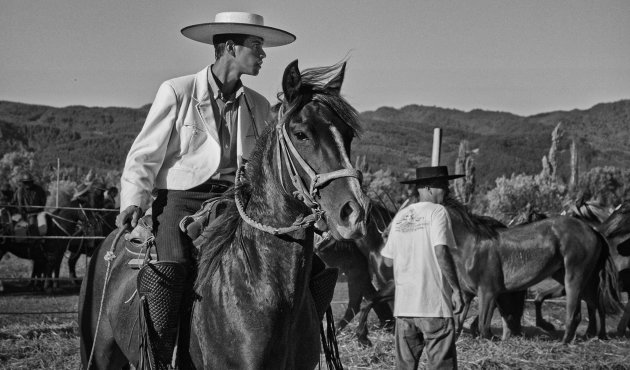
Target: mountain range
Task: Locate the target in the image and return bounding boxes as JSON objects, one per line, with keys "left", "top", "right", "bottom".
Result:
{"left": 0, "top": 99, "right": 628, "bottom": 188}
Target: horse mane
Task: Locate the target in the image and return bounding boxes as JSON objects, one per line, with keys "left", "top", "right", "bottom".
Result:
{"left": 193, "top": 185, "right": 246, "bottom": 291}
{"left": 443, "top": 196, "right": 501, "bottom": 239}
{"left": 195, "top": 61, "right": 362, "bottom": 291}
{"left": 598, "top": 200, "right": 630, "bottom": 239}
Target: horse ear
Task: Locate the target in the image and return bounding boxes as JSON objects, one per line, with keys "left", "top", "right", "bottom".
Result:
{"left": 282, "top": 59, "right": 301, "bottom": 104}
{"left": 324, "top": 62, "right": 346, "bottom": 94}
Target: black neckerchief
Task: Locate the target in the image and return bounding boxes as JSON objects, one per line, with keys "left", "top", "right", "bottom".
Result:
{"left": 211, "top": 68, "right": 242, "bottom": 102}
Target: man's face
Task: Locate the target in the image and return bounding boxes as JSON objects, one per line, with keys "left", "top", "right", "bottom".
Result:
{"left": 234, "top": 36, "right": 266, "bottom": 76}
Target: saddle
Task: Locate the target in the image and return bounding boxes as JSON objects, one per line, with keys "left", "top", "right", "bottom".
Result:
{"left": 125, "top": 197, "right": 227, "bottom": 268}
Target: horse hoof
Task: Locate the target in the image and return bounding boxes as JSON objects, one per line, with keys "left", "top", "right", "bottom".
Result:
{"left": 537, "top": 321, "right": 556, "bottom": 332}
{"left": 358, "top": 337, "right": 373, "bottom": 347}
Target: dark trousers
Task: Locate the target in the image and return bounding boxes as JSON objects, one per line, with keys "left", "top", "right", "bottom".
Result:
{"left": 395, "top": 317, "right": 457, "bottom": 370}
{"left": 151, "top": 183, "right": 227, "bottom": 265}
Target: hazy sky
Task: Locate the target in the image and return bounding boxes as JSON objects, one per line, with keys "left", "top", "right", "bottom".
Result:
{"left": 2, "top": 0, "right": 629, "bottom": 115}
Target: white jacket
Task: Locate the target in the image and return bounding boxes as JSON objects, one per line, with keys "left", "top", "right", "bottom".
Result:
{"left": 120, "top": 66, "right": 271, "bottom": 211}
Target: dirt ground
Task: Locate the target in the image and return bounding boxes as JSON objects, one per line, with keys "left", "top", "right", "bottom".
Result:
{"left": 1, "top": 254, "right": 630, "bottom": 369}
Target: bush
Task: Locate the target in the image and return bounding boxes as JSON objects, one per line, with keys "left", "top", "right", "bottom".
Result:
{"left": 482, "top": 173, "right": 568, "bottom": 223}
{"left": 578, "top": 166, "right": 630, "bottom": 207}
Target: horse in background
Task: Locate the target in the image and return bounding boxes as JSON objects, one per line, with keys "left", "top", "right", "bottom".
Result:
{"left": 445, "top": 196, "right": 622, "bottom": 343}
{"left": 64, "top": 184, "right": 117, "bottom": 282}
{"left": 80, "top": 60, "right": 369, "bottom": 369}
{"left": 316, "top": 201, "right": 395, "bottom": 340}
{"left": 534, "top": 200, "right": 630, "bottom": 336}
{"left": 353, "top": 209, "right": 528, "bottom": 345}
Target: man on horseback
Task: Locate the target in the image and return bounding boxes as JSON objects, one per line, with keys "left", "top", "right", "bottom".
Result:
{"left": 381, "top": 166, "right": 465, "bottom": 370}
{"left": 116, "top": 12, "right": 295, "bottom": 369}
{"left": 13, "top": 172, "right": 47, "bottom": 237}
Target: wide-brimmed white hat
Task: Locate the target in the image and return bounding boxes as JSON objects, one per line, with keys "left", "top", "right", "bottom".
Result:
{"left": 181, "top": 12, "right": 295, "bottom": 47}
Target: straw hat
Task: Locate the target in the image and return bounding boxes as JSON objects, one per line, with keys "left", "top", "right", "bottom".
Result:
{"left": 400, "top": 166, "right": 464, "bottom": 185}
{"left": 181, "top": 11, "right": 295, "bottom": 47}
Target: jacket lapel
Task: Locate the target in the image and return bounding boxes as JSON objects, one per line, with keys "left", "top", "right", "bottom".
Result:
{"left": 192, "top": 66, "right": 219, "bottom": 144}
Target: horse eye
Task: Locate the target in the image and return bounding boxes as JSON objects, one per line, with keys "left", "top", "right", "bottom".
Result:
{"left": 294, "top": 132, "right": 309, "bottom": 141}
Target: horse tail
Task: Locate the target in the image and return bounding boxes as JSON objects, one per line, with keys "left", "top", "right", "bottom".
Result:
{"left": 595, "top": 230, "right": 623, "bottom": 315}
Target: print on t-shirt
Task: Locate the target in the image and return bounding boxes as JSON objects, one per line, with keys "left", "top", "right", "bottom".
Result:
{"left": 394, "top": 208, "right": 429, "bottom": 233}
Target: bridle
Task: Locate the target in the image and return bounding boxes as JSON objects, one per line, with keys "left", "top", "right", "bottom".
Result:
{"left": 235, "top": 101, "right": 363, "bottom": 235}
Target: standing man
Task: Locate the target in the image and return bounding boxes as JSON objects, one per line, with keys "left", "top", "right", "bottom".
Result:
{"left": 115, "top": 12, "right": 295, "bottom": 369}
{"left": 381, "top": 166, "right": 465, "bottom": 370}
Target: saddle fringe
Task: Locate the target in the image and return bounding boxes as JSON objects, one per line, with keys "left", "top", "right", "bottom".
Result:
{"left": 138, "top": 295, "right": 154, "bottom": 370}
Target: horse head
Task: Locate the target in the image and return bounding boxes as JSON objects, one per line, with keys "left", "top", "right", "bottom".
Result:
{"left": 275, "top": 60, "right": 369, "bottom": 240}
{"left": 598, "top": 200, "right": 630, "bottom": 256}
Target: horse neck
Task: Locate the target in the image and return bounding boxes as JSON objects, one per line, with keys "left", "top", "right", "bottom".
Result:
{"left": 234, "top": 129, "right": 315, "bottom": 291}
{"left": 53, "top": 201, "right": 83, "bottom": 229}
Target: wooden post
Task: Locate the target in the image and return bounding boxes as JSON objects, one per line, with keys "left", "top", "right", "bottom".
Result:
{"left": 431, "top": 128, "right": 442, "bottom": 166}
{"left": 56, "top": 158, "right": 60, "bottom": 208}
{"left": 569, "top": 139, "right": 578, "bottom": 193}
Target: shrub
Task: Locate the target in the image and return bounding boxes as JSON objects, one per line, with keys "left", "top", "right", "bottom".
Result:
{"left": 483, "top": 173, "right": 568, "bottom": 223}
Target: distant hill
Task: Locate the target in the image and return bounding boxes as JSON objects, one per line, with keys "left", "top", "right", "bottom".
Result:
{"left": 0, "top": 99, "right": 628, "bottom": 187}
{"left": 354, "top": 100, "right": 630, "bottom": 188}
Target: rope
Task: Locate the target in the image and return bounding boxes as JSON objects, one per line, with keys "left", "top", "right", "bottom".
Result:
{"left": 234, "top": 166, "right": 323, "bottom": 235}
{"left": 0, "top": 235, "right": 106, "bottom": 240}
{"left": 0, "top": 204, "right": 119, "bottom": 212}
{"left": 86, "top": 227, "right": 126, "bottom": 369}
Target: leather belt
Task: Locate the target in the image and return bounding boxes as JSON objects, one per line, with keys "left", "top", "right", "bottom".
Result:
{"left": 188, "top": 180, "right": 232, "bottom": 193}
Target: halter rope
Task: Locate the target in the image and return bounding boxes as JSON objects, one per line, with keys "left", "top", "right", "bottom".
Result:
{"left": 234, "top": 104, "right": 362, "bottom": 235}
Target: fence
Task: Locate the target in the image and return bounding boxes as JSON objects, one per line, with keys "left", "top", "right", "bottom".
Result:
{"left": 0, "top": 204, "right": 117, "bottom": 316}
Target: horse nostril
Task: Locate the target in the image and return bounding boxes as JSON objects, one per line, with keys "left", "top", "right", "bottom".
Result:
{"left": 339, "top": 200, "right": 360, "bottom": 223}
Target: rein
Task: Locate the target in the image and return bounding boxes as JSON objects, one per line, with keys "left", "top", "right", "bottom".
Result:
{"left": 234, "top": 105, "right": 362, "bottom": 236}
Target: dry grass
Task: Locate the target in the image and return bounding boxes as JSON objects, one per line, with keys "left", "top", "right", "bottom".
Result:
{"left": 1, "top": 255, "right": 630, "bottom": 369}
{"left": 332, "top": 311, "right": 630, "bottom": 370}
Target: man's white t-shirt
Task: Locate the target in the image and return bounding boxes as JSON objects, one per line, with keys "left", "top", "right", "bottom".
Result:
{"left": 381, "top": 202, "right": 457, "bottom": 318}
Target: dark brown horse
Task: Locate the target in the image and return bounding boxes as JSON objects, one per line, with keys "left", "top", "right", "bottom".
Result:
{"left": 445, "top": 197, "right": 622, "bottom": 343}
{"left": 353, "top": 209, "right": 527, "bottom": 344}
{"left": 535, "top": 200, "right": 630, "bottom": 336}
{"left": 79, "top": 60, "right": 369, "bottom": 369}
{"left": 0, "top": 188, "right": 104, "bottom": 292}
{"left": 315, "top": 201, "right": 394, "bottom": 340}
{"left": 64, "top": 185, "right": 117, "bottom": 282}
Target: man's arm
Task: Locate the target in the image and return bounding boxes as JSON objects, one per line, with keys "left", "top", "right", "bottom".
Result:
{"left": 435, "top": 244, "right": 464, "bottom": 315}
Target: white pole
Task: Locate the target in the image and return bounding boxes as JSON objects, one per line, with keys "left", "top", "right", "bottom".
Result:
{"left": 56, "top": 158, "right": 60, "bottom": 208}
{"left": 431, "top": 128, "right": 442, "bottom": 166}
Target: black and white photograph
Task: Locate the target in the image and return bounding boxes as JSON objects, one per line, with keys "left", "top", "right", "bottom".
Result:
{"left": 1, "top": 1, "right": 629, "bottom": 369}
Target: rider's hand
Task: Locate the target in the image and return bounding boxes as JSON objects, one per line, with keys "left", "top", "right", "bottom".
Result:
{"left": 116, "top": 205, "right": 143, "bottom": 230}
{"left": 452, "top": 290, "right": 465, "bottom": 316}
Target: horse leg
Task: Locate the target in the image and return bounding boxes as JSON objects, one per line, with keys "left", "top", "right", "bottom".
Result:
{"left": 534, "top": 283, "right": 565, "bottom": 332}
{"left": 31, "top": 258, "right": 45, "bottom": 291}
{"left": 337, "top": 274, "right": 366, "bottom": 333}
{"left": 496, "top": 290, "right": 526, "bottom": 340}
{"left": 68, "top": 249, "right": 81, "bottom": 285}
{"left": 617, "top": 300, "right": 630, "bottom": 336}
{"left": 456, "top": 292, "right": 474, "bottom": 338}
{"left": 355, "top": 280, "right": 394, "bottom": 347}
{"left": 562, "top": 273, "right": 583, "bottom": 344}
{"left": 476, "top": 287, "right": 497, "bottom": 340}
{"left": 0, "top": 250, "right": 4, "bottom": 292}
